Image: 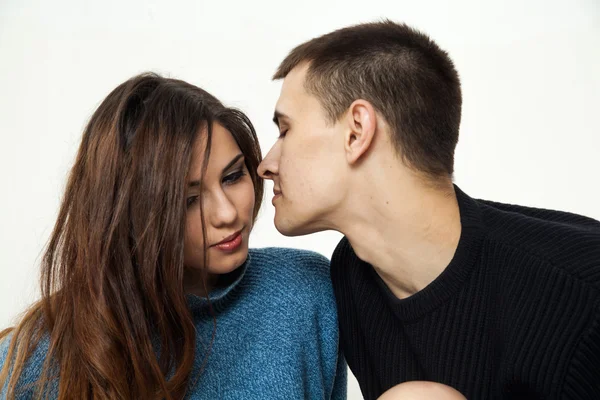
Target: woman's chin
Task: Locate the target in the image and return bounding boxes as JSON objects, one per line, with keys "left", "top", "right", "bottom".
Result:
{"left": 207, "top": 246, "right": 249, "bottom": 275}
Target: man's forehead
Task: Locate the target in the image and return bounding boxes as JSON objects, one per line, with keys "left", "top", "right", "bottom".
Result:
{"left": 276, "top": 64, "right": 311, "bottom": 114}
{"left": 280, "top": 64, "right": 309, "bottom": 97}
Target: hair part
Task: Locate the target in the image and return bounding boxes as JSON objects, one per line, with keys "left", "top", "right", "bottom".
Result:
{"left": 274, "top": 19, "right": 462, "bottom": 182}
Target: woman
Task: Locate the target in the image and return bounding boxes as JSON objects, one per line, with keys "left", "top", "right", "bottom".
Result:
{"left": 0, "top": 73, "right": 346, "bottom": 399}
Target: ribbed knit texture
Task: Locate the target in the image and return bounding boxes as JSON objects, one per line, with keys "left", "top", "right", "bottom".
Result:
{"left": 1, "top": 247, "right": 347, "bottom": 399}
{"left": 331, "top": 186, "right": 600, "bottom": 399}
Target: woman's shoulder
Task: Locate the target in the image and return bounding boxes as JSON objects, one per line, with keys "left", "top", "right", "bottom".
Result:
{"left": 248, "top": 247, "right": 330, "bottom": 277}
{"left": 248, "top": 246, "right": 329, "bottom": 263}
{"left": 246, "top": 247, "right": 333, "bottom": 297}
{"left": 244, "top": 247, "right": 338, "bottom": 334}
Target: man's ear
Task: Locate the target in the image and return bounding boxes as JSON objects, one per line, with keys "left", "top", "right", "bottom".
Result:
{"left": 344, "top": 100, "right": 377, "bottom": 165}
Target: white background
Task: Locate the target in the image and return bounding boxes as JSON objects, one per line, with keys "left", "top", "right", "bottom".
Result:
{"left": 1, "top": 0, "right": 599, "bottom": 398}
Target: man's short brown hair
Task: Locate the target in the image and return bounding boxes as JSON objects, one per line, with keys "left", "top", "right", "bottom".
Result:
{"left": 274, "top": 20, "right": 462, "bottom": 179}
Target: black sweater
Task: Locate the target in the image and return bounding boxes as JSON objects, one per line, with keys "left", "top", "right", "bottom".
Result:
{"left": 331, "top": 186, "right": 600, "bottom": 399}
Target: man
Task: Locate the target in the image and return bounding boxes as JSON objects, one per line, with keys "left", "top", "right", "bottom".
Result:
{"left": 258, "top": 20, "right": 600, "bottom": 399}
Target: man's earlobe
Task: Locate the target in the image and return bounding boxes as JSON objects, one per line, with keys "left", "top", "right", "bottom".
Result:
{"left": 345, "top": 100, "right": 377, "bottom": 165}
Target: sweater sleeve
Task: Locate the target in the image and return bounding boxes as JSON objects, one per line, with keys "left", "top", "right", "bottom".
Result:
{"left": 0, "top": 334, "right": 10, "bottom": 397}
{"left": 0, "top": 332, "right": 54, "bottom": 399}
{"left": 305, "top": 250, "right": 347, "bottom": 400}
{"left": 303, "top": 250, "right": 348, "bottom": 400}
{"left": 561, "top": 301, "right": 600, "bottom": 398}
{"left": 330, "top": 350, "right": 348, "bottom": 400}
{"left": 0, "top": 333, "right": 37, "bottom": 399}
{"left": 272, "top": 248, "right": 349, "bottom": 399}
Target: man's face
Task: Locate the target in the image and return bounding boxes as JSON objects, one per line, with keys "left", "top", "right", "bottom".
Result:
{"left": 258, "top": 64, "right": 347, "bottom": 236}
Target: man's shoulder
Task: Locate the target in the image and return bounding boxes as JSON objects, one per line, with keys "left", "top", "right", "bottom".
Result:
{"left": 330, "top": 237, "right": 371, "bottom": 294}
{"left": 478, "top": 199, "right": 600, "bottom": 232}
{"left": 331, "top": 237, "right": 355, "bottom": 266}
{"left": 478, "top": 199, "right": 600, "bottom": 288}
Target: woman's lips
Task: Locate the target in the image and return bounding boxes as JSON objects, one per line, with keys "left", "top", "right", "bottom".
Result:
{"left": 213, "top": 230, "right": 243, "bottom": 252}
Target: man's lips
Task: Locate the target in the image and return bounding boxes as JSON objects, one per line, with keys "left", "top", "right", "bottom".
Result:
{"left": 272, "top": 189, "right": 282, "bottom": 204}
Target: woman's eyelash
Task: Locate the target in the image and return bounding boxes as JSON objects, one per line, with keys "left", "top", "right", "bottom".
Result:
{"left": 186, "top": 169, "right": 246, "bottom": 207}
{"left": 223, "top": 170, "right": 246, "bottom": 185}
{"left": 186, "top": 196, "right": 199, "bottom": 208}
{"left": 278, "top": 129, "right": 288, "bottom": 138}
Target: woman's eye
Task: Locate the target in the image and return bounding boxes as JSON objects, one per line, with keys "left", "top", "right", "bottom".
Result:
{"left": 186, "top": 196, "right": 199, "bottom": 208}
{"left": 223, "top": 170, "right": 246, "bottom": 185}
{"left": 278, "top": 129, "right": 288, "bottom": 139}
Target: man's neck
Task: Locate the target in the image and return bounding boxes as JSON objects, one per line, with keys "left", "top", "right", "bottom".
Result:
{"left": 333, "top": 174, "right": 461, "bottom": 299}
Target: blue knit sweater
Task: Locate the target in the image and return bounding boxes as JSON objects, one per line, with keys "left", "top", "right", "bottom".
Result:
{"left": 0, "top": 247, "right": 347, "bottom": 399}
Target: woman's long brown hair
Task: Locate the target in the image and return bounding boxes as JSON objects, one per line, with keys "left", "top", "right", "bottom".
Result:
{"left": 0, "top": 73, "right": 263, "bottom": 399}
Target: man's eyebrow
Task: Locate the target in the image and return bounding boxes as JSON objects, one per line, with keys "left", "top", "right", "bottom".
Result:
{"left": 272, "top": 110, "right": 290, "bottom": 127}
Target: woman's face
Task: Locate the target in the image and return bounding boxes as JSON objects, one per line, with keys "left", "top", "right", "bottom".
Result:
{"left": 184, "top": 123, "right": 255, "bottom": 280}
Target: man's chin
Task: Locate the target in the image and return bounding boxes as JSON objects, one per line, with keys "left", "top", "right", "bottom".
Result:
{"left": 274, "top": 216, "right": 324, "bottom": 237}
